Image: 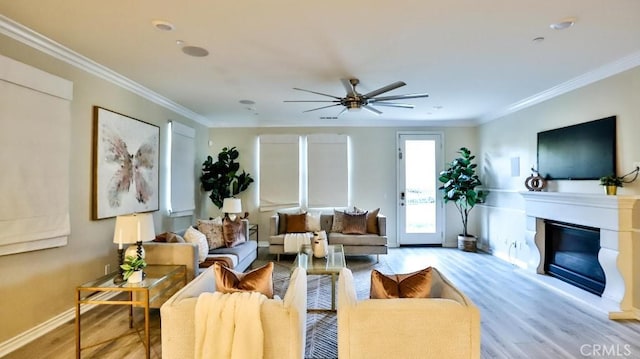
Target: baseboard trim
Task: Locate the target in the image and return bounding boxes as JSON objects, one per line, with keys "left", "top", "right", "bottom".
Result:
{"left": 0, "top": 291, "right": 118, "bottom": 357}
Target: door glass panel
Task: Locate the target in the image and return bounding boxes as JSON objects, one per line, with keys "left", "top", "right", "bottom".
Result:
{"left": 405, "top": 140, "right": 436, "bottom": 233}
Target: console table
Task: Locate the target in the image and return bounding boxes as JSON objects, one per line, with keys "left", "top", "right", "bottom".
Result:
{"left": 75, "top": 264, "right": 186, "bottom": 358}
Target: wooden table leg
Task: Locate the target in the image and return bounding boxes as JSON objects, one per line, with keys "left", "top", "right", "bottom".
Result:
{"left": 145, "top": 291, "right": 150, "bottom": 359}
{"left": 75, "top": 289, "right": 81, "bottom": 359}
{"left": 331, "top": 273, "right": 337, "bottom": 311}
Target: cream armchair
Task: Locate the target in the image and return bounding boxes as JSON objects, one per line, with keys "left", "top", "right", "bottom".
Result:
{"left": 160, "top": 266, "right": 307, "bottom": 359}
{"left": 338, "top": 267, "right": 480, "bottom": 359}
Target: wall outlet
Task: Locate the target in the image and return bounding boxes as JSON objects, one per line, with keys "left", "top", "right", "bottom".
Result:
{"left": 104, "top": 264, "right": 111, "bottom": 275}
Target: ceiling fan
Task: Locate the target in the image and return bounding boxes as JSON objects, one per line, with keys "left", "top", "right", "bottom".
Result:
{"left": 284, "top": 78, "right": 429, "bottom": 116}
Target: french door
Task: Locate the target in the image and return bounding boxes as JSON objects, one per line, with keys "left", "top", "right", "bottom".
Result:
{"left": 397, "top": 133, "right": 443, "bottom": 245}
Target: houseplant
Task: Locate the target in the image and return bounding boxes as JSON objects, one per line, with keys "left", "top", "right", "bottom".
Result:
{"left": 120, "top": 255, "right": 147, "bottom": 283}
{"left": 438, "top": 147, "right": 488, "bottom": 251}
{"left": 599, "top": 174, "right": 623, "bottom": 195}
{"left": 200, "top": 146, "right": 254, "bottom": 209}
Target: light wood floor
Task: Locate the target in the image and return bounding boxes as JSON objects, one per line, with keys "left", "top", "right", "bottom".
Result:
{"left": 5, "top": 247, "right": 640, "bottom": 358}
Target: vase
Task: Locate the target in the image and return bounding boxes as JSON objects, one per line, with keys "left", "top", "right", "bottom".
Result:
{"left": 127, "top": 270, "right": 143, "bottom": 283}
{"left": 605, "top": 185, "right": 618, "bottom": 195}
{"left": 312, "top": 232, "right": 328, "bottom": 258}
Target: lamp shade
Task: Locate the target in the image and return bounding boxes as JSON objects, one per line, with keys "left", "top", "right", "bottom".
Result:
{"left": 113, "top": 213, "right": 156, "bottom": 244}
{"left": 221, "top": 198, "right": 242, "bottom": 214}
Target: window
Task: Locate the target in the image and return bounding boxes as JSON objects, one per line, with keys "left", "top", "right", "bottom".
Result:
{"left": 307, "top": 134, "right": 349, "bottom": 207}
{"left": 168, "top": 121, "right": 196, "bottom": 216}
{"left": 259, "top": 135, "right": 300, "bottom": 210}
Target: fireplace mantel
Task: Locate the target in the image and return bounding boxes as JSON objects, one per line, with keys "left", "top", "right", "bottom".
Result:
{"left": 520, "top": 191, "right": 640, "bottom": 319}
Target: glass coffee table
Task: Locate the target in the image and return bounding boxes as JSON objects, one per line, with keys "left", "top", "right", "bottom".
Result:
{"left": 293, "top": 244, "right": 346, "bottom": 312}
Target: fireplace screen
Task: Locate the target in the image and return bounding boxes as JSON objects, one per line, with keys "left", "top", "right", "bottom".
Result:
{"left": 544, "top": 221, "right": 605, "bottom": 296}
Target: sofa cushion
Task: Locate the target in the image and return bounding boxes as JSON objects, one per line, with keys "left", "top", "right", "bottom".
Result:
{"left": 286, "top": 213, "right": 307, "bottom": 233}
{"left": 342, "top": 211, "right": 367, "bottom": 234}
{"left": 331, "top": 209, "right": 346, "bottom": 232}
{"left": 354, "top": 207, "right": 381, "bottom": 234}
{"left": 213, "top": 262, "right": 274, "bottom": 298}
{"left": 184, "top": 226, "right": 209, "bottom": 263}
{"left": 370, "top": 266, "right": 432, "bottom": 299}
{"left": 328, "top": 233, "right": 387, "bottom": 246}
{"left": 222, "top": 216, "right": 246, "bottom": 248}
{"left": 197, "top": 217, "right": 225, "bottom": 249}
{"left": 305, "top": 211, "right": 322, "bottom": 232}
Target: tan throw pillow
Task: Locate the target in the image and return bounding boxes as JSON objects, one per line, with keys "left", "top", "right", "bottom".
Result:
{"left": 286, "top": 213, "right": 307, "bottom": 233}
{"left": 213, "top": 262, "right": 274, "bottom": 298}
{"left": 342, "top": 211, "right": 367, "bottom": 234}
{"left": 166, "top": 232, "right": 185, "bottom": 243}
{"left": 184, "top": 226, "right": 209, "bottom": 263}
{"left": 197, "top": 217, "right": 225, "bottom": 249}
{"left": 331, "top": 209, "right": 346, "bottom": 232}
{"left": 354, "top": 206, "right": 381, "bottom": 234}
{"left": 222, "top": 216, "right": 247, "bottom": 248}
{"left": 370, "top": 267, "right": 433, "bottom": 299}
{"left": 305, "top": 212, "right": 322, "bottom": 232}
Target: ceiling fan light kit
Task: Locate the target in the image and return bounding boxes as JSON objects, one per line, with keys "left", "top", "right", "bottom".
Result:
{"left": 284, "top": 78, "right": 429, "bottom": 117}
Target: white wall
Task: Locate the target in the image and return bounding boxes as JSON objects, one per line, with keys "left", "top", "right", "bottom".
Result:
{"left": 205, "top": 126, "right": 476, "bottom": 248}
{"left": 477, "top": 65, "right": 640, "bottom": 303}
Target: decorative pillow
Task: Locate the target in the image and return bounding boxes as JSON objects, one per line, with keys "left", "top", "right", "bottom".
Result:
{"left": 277, "top": 212, "right": 288, "bottom": 235}
{"left": 213, "top": 262, "right": 274, "bottom": 298}
{"left": 197, "top": 217, "right": 225, "bottom": 249}
{"left": 370, "top": 267, "right": 433, "bottom": 299}
{"left": 184, "top": 226, "right": 209, "bottom": 263}
{"left": 166, "top": 232, "right": 185, "bottom": 243}
{"left": 354, "top": 206, "right": 381, "bottom": 234}
{"left": 286, "top": 213, "right": 307, "bottom": 233}
{"left": 222, "top": 216, "right": 247, "bottom": 248}
{"left": 153, "top": 232, "right": 169, "bottom": 242}
{"left": 305, "top": 212, "right": 322, "bottom": 232}
{"left": 331, "top": 209, "right": 346, "bottom": 232}
{"left": 342, "top": 211, "right": 367, "bottom": 234}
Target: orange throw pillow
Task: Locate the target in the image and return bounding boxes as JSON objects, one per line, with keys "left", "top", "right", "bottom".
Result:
{"left": 213, "top": 262, "right": 274, "bottom": 298}
{"left": 370, "top": 266, "right": 432, "bottom": 299}
{"left": 286, "top": 213, "right": 307, "bottom": 233}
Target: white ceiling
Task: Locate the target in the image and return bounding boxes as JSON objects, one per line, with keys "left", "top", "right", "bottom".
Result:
{"left": 1, "top": 0, "right": 639, "bottom": 128}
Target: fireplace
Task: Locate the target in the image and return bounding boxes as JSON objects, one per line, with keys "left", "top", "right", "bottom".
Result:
{"left": 544, "top": 221, "right": 605, "bottom": 296}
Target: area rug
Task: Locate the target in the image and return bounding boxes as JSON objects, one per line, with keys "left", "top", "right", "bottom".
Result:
{"left": 264, "top": 255, "right": 394, "bottom": 359}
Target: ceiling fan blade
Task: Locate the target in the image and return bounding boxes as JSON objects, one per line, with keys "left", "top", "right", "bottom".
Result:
{"left": 303, "top": 104, "right": 342, "bottom": 113}
{"left": 362, "top": 105, "right": 383, "bottom": 115}
{"left": 370, "top": 102, "right": 415, "bottom": 109}
{"left": 293, "top": 87, "right": 342, "bottom": 99}
{"left": 363, "top": 81, "right": 406, "bottom": 98}
{"left": 341, "top": 79, "right": 357, "bottom": 97}
{"left": 369, "top": 93, "right": 429, "bottom": 102}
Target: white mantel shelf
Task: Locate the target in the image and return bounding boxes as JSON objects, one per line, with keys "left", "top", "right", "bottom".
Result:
{"left": 520, "top": 191, "right": 640, "bottom": 320}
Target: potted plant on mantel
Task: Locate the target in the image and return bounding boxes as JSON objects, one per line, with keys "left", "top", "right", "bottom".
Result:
{"left": 438, "top": 147, "right": 488, "bottom": 252}
{"left": 599, "top": 167, "right": 639, "bottom": 195}
{"left": 200, "top": 146, "right": 254, "bottom": 209}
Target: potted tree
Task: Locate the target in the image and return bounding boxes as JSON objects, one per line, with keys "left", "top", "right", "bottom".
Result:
{"left": 120, "top": 255, "right": 147, "bottom": 283}
{"left": 200, "top": 146, "right": 254, "bottom": 209}
{"left": 438, "top": 147, "right": 488, "bottom": 252}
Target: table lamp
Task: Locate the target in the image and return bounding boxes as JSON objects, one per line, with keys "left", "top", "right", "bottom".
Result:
{"left": 112, "top": 213, "right": 155, "bottom": 283}
{"left": 221, "top": 197, "right": 242, "bottom": 220}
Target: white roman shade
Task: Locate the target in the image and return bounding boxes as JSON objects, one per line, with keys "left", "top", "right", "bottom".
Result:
{"left": 0, "top": 54, "right": 72, "bottom": 255}
{"left": 259, "top": 135, "right": 300, "bottom": 210}
{"left": 168, "top": 121, "right": 196, "bottom": 216}
{"left": 307, "top": 134, "right": 349, "bottom": 207}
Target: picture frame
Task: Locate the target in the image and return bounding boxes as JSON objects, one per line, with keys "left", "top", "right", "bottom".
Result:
{"left": 92, "top": 106, "right": 160, "bottom": 220}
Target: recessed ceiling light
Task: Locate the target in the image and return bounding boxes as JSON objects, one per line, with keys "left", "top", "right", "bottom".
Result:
{"left": 182, "top": 46, "right": 209, "bottom": 57}
{"left": 550, "top": 17, "right": 576, "bottom": 30}
{"left": 152, "top": 20, "right": 175, "bottom": 31}
{"left": 239, "top": 99, "right": 255, "bottom": 105}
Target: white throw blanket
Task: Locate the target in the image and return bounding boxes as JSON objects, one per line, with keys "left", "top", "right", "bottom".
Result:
{"left": 195, "top": 291, "right": 266, "bottom": 359}
{"left": 284, "top": 232, "right": 311, "bottom": 253}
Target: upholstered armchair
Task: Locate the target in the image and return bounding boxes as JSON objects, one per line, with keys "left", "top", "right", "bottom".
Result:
{"left": 337, "top": 267, "right": 480, "bottom": 359}
{"left": 161, "top": 266, "right": 307, "bottom": 359}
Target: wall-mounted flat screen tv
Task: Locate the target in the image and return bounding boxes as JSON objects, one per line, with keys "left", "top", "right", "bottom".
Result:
{"left": 537, "top": 116, "right": 616, "bottom": 180}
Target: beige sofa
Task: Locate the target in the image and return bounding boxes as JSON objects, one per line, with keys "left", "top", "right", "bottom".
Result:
{"left": 269, "top": 213, "right": 387, "bottom": 261}
{"left": 160, "top": 265, "right": 307, "bottom": 359}
{"left": 338, "top": 267, "right": 480, "bottom": 359}
{"left": 145, "top": 219, "right": 256, "bottom": 282}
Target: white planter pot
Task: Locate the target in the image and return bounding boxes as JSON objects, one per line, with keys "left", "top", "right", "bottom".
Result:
{"left": 127, "top": 270, "right": 143, "bottom": 283}
{"left": 457, "top": 235, "right": 477, "bottom": 252}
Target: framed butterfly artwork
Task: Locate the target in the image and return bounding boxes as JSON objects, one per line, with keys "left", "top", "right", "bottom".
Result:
{"left": 92, "top": 106, "right": 160, "bottom": 220}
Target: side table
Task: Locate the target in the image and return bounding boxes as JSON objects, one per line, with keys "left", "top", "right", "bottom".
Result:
{"left": 75, "top": 264, "right": 186, "bottom": 358}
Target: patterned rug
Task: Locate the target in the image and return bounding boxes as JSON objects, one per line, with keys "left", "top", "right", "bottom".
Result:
{"left": 265, "top": 255, "right": 394, "bottom": 359}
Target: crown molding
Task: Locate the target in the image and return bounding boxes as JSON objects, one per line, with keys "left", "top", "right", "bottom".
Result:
{"left": 0, "top": 15, "right": 210, "bottom": 126}
{"left": 477, "top": 50, "right": 640, "bottom": 124}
